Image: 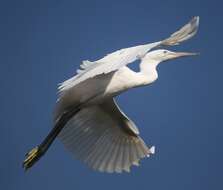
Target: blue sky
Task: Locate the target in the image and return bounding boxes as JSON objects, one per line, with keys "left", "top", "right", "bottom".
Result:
{"left": 1, "top": 0, "right": 223, "bottom": 189}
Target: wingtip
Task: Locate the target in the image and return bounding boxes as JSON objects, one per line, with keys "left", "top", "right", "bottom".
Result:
{"left": 191, "top": 16, "right": 200, "bottom": 26}
{"left": 161, "top": 16, "right": 200, "bottom": 46}
{"left": 192, "top": 16, "right": 199, "bottom": 20}
{"left": 149, "top": 146, "right": 155, "bottom": 154}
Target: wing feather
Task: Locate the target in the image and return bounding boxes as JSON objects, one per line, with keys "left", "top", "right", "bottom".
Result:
{"left": 58, "top": 17, "right": 199, "bottom": 93}
{"left": 106, "top": 133, "right": 122, "bottom": 173}
{"left": 58, "top": 98, "right": 155, "bottom": 173}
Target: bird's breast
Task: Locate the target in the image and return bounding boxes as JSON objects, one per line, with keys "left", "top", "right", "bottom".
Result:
{"left": 104, "top": 67, "right": 139, "bottom": 95}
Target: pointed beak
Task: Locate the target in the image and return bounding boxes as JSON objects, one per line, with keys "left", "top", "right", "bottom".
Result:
{"left": 171, "top": 52, "right": 199, "bottom": 59}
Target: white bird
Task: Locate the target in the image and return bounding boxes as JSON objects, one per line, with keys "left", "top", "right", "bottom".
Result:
{"left": 23, "top": 16, "right": 199, "bottom": 173}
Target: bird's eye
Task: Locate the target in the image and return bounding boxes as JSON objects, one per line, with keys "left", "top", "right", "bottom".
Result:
{"left": 163, "top": 50, "right": 167, "bottom": 54}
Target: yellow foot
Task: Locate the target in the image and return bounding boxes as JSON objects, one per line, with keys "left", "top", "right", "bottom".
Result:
{"left": 23, "top": 146, "right": 42, "bottom": 171}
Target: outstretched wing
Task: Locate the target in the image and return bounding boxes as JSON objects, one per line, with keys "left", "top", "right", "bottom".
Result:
{"left": 59, "top": 16, "right": 199, "bottom": 93}
{"left": 58, "top": 98, "right": 155, "bottom": 173}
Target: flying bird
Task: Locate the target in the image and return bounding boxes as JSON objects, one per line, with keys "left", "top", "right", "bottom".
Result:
{"left": 23, "top": 16, "right": 199, "bottom": 173}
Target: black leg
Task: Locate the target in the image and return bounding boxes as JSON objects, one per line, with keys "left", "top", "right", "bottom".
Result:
{"left": 23, "top": 107, "right": 81, "bottom": 171}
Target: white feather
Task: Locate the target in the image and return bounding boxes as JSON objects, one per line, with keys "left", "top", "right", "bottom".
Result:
{"left": 58, "top": 17, "right": 199, "bottom": 93}
{"left": 58, "top": 100, "right": 153, "bottom": 173}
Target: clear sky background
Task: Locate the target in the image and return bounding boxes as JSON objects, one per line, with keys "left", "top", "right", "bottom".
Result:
{"left": 1, "top": 0, "right": 222, "bottom": 190}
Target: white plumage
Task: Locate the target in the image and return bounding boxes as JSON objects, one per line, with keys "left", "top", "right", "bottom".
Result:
{"left": 59, "top": 99, "right": 154, "bottom": 173}
{"left": 54, "top": 17, "right": 199, "bottom": 173}
{"left": 58, "top": 16, "right": 199, "bottom": 93}
{"left": 23, "top": 17, "right": 199, "bottom": 173}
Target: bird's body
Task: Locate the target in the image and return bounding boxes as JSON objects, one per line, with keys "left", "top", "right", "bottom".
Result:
{"left": 23, "top": 16, "right": 199, "bottom": 173}
{"left": 55, "top": 65, "right": 155, "bottom": 118}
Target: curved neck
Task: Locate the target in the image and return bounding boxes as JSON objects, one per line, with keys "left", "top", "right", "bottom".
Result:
{"left": 138, "top": 59, "right": 160, "bottom": 84}
{"left": 140, "top": 59, "right": 160, "bottom": 75}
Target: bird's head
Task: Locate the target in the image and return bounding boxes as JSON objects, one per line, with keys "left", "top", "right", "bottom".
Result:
{"left": 144, "top": 49, "right": 198, "bottom": 63}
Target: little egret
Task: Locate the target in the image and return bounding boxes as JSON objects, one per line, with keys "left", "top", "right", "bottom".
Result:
{"left": 23, "top": 16, "right": 199, "bottom": 173}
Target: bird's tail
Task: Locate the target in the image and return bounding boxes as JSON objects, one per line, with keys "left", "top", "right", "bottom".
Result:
{"left": 23, "top": 146, "right": 44, "bottom": 171}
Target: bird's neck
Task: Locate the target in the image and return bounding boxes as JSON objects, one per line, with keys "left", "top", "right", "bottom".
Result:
{"left": 139, "top": 59, "right": 160, "bottom": 84}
